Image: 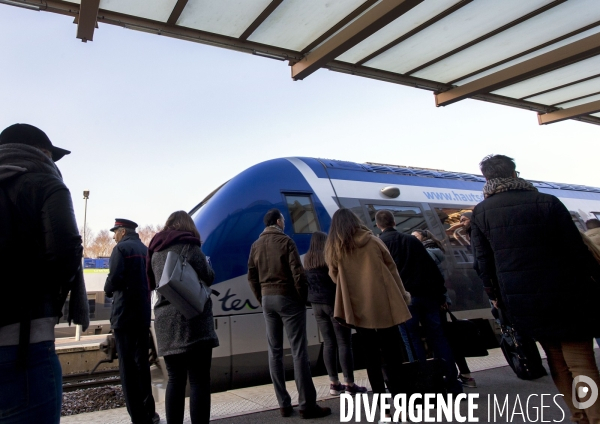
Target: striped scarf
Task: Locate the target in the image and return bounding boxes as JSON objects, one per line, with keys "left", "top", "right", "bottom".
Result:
{"left": 483, "top": 177, "right": 537, "bottom": 198}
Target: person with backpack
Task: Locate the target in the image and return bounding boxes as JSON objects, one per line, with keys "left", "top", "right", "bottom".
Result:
{"left": 0, "top": 123, "right": 88, "bottom": 424}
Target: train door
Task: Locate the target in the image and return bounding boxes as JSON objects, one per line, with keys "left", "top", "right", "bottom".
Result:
{"left": 281, "top": 193, "right": 321, "bottom": 372}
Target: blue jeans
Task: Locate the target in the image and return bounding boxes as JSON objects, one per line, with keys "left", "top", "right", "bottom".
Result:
{"left": 312, "top": 303, "right": 354, "bottom": 383}
{"left": 399, "top": 324, "right": 415, "bottom": 362}
{"left": 404, "top": 296, "right": 463, "bottom": 394}
{"left": 0, "top": 341, "right": 62, "bottom": 424}
{"left": 262, "top": 295, "right": 316, "bottom": 409}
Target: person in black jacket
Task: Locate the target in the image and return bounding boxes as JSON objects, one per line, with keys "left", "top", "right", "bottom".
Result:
{"left": 0, "top": 123, "right": 88, "bottom": 424}
{"left": 375, "top": 210, "right": 462, "bottom": 395}
{"left": 105, "top": 219, "right": 159, "bottom": 424}
{"left": 471, "top": 154, "right": 600, "bottom": 424}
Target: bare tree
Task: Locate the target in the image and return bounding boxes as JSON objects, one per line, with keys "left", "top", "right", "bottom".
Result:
{"left": 79, "top": 223, "right": 94, "bottom": 258}
{"left": 88, "top": 229, "right": 116, "bottom": 258}
{"left": 138, "top": 224, "right": 164, "bottom": 246}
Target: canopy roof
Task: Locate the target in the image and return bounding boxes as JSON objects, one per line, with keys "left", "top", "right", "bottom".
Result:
{"left": 5, "top": 0, "right": 600, "bottom": 126}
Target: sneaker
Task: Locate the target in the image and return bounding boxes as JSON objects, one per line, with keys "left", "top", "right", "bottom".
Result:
{"left": 280, "top": 406, "right": 294, "bottom": 417}
{"left": 299, "top": 405, "right": 332, "bottom": 419}
{"left": 330, "top": 382, "right": 345, "bottom": 396}
{"left": 345, "top": 383, "right": 368, "bottom": 394}
{"left": 459, "top": 375, "right": 477, "bottom": 388}
{"left": 151, "top": 413, "right": 161, "bottom": 424}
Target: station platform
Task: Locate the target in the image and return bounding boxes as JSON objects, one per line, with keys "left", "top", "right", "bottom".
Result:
{"left": 56, "top": 333, "right": 117, "bottom": 374}
{"left": 59, "top": 345, "right": 587, "bottom": 424}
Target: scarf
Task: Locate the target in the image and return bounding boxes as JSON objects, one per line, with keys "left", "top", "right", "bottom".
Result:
{"left": 0, "top": 143, "right": 62, "bottom": 181}
{"left": 146, "top": 230, "right": 201, "bottom": 290}
{"left": 483, "top": 177, "right": 537, "bottom": 199}
{"left": 265, "top": 225, "right": 283, "bottom": 233}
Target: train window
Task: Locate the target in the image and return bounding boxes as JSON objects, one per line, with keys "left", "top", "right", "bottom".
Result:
{"left": 570, "top": 211, "right": 587, "bottom": 232}
{"left": 434, "top": 208, "right": 474, "bottom": 264}
{"left": 364, "top": 204, "right": 427, "bottom": 236}
{"left": 434, "top": 207, "right": 489, "bottom": 312}
{"left": 285, "top": 195, "right": 320, "bottom": 234}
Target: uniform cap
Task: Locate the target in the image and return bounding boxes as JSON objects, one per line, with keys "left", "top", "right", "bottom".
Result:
{"left": 110, "top": 218, "right": 138, "bottom": 232}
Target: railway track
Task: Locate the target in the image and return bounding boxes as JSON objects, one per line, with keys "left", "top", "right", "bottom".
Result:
{"left": 62, "top": 369, "right": 121, "bottom": 392}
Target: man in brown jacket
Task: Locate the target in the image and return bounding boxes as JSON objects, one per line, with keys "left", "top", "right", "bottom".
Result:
{"left": 248, "top": 209, "right": 330, "bottom": 419}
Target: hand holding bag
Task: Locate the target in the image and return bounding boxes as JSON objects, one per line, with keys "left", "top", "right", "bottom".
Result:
{"left": 442, "top": 310, "right": 491, "bottom": 357}
{"left": 157, "top": 245, "right": 210, "bottom": 320}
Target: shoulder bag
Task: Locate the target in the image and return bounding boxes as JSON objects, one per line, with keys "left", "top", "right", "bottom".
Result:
{"left": 157, "top": 245, "right": 210, "bottom": 320}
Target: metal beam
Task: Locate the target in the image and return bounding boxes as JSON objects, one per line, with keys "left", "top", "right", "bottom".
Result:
{"left": 406, "top": 0, "right": 566, "bottom": 76}
{"left": 356, "top": 0, "right": 473, "bottom": 66}
{"left": 301, "top": 0, "right": 378, "bottom": 54}
{"left": 167, "top": 0, "right": 188, "bottom": 25}
{"left": 435, "top": 32, "right": 600, "bottom": 107}
{"left": 521, "top": 73, "right": 600, "bottom": 101}
{"left": 76, "top": 0, "right": 99, "bottom": 42}
{"left": 291, "top": 0, "right": 423, "bottom": 81}
{"left": 326, "top": 61, "right": 557, "bottom": 113}
{"left": 538, "top": 100, "right": 600, "bottom": 125}
{"left": 551, "top": 90, "right": 600, "bottom": 108}
{"left": 447, "top": 20, "right": 600, "bottom": 85}
{"left": 239, "top": 0, "right": 282, "bottom": 40}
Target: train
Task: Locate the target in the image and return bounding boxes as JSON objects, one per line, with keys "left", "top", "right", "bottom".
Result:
{"left": 187, "top": 157, "right": 600, "bottom": 391}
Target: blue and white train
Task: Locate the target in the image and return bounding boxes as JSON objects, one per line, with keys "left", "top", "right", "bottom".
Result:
{"left": 189, "top": 157, "right": 600, "bottom": 392}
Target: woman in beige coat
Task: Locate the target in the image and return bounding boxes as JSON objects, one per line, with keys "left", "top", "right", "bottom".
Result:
{"left": 325, "top": 208, "right": 411, "bottom": 397}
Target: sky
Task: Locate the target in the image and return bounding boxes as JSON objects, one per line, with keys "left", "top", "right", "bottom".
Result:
{"left": 1, "top": 5, "right": 598, "bottom": 234}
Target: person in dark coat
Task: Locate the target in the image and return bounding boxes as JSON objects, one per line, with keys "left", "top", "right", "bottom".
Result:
{"left": 375, "top": 210, "right": 462, "bottom": 395}
{"left": 413, "top": 227, "right": 477, "bottom": 389}
{"left": 147, "top": 211, "right": 218, "bottom": 424}
{"left": 105, "top": 218, "right": 158, "bottom": 424}
{"left": 304, "top": 231, "right": 367, "bottom": 396}
{"left": 0, "top": 124, "right": 88, "bottom": 424}
{"left": 470, "top": 154, "right": 600, "bottom": 424}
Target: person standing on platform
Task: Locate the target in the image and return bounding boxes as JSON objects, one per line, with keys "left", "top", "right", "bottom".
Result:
{"left": 248, "top": 209, "right": 331, "bottom": 419}
{"left": 304, "top": 231, "right": 367, "bottom": 396}
{"left": 0, "top": 123, "right": 89, "bottom": 424}
{"left": 105, "top": 219, "right": 159, "bottom": 424}
{"left": 470, "top": 154, "right": 600, "bottom": 424}
{"left": 326, "top": 208, "right": 412, "bottom": 400}
{"left": 147, "top": 211, "right": 218, "bottom": 424}
{"left": 375, "top": 210, "right": 463, "bottom": 395}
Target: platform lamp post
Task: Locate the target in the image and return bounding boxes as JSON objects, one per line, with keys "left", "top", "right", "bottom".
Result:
{"left": 76, "top": 190, "right": 90, "bottom": 341}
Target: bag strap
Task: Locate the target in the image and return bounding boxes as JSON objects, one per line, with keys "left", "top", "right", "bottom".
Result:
{"left": 446, "top": 309, "right": 459, "bottom": 323}
{"left": 181, "top": 244, "right": 191, "bottom": 261}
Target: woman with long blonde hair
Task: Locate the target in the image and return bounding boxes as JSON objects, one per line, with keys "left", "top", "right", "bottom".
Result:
{"left": 325, "top": 208, "right": 411, "bottom": 397}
